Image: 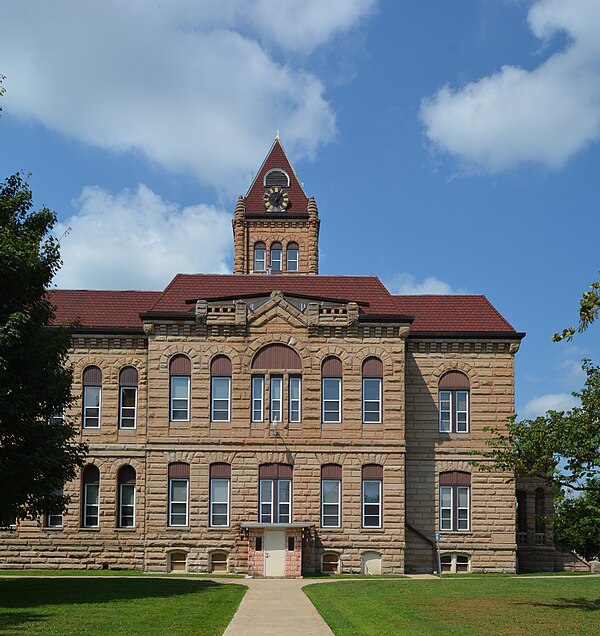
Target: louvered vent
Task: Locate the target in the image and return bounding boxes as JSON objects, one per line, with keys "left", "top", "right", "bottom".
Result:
{"left": 265, "top": 169, "right": 289, "bottom": 187}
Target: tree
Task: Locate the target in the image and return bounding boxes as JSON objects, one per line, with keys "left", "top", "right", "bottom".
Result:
{"left": 554, "top": 479, "right": 600, "bottom": 561}
{"left": 0, "top": 172, "right": 87, "bottom": 524}
{"left": 476, "top": 360, "right": 600, "bottom": 493}
{"left": 552, "top": 274, "right": 600, "bottom": 341}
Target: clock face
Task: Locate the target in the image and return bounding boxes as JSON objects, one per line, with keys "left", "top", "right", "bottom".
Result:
{"left": 263, "top": 186, "right": 289, "bottom": 211}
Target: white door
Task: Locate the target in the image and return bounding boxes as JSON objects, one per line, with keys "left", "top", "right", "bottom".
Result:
{"left": 264, "top": 529, "right": 286, "bottom": 576}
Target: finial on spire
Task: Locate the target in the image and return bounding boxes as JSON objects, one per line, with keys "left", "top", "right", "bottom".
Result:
{"left": 275, "top": 130, "right": 280, "bottom": 140}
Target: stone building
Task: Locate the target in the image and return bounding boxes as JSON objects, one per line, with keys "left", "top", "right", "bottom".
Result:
{"left": 3, "top": 138, "right": 569, "bottom": 576}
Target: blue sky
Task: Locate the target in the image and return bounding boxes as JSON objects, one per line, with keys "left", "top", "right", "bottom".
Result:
{"left": 1, "top": 0, "right": 598, "bottom": 417}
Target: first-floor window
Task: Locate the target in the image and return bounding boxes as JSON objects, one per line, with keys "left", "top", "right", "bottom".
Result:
{"left": 120, "top": 483, "right": 135, "bottom": 528}
{"left": 439, "top": 472, "right": 471, "bottom": 531}
{"left": 211, "top": 377, "right": 231, "bottom": 421}
{"left": 210, "top": 478, "right": 230, "bottom": 527}
{"left": 84, "top": 484, "right": 99, "bottom": 527}
{"left": 252, "top": 376, "right": 264, "bottom": 422}
{"left": 259, "top": 464, "right": 293, "bottom": 523}
{"left": 322, "top": 479, "right": 341, "bottom": 527}
{"left": 119, "top": 387, "right": 137, "bottom": 429}
{"left": 169, "top": 479, "right": 189, "bottom": 526}
{"left": 46, "top": 488, "right": 63, "bottom": 528}
{"left": 362, "top": 480, "right": 382, "bottom": 528}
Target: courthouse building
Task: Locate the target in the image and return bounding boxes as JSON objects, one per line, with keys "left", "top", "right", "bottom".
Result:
{"left": 2, "top": 139, "right": 568, "bottom": 575}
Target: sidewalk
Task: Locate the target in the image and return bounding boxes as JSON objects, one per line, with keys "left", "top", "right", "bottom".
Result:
{"left": 223, "top": 578, "right": 334, "bottom": 636}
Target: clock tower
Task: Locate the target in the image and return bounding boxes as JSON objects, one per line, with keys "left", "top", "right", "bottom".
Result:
{"left": 232, "top": 137, "right": 320, "bottom": 275}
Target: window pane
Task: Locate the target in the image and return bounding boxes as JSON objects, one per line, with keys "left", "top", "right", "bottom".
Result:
{"left": 323, "top": 378, "right": 340, "bottom": 400}
{"left": 254, "top": 249, "right": 266, "bottom": 270}
{"left": 363, "top": 481, "right": 380, "bottom": 504}
{"left": 363, "top": 378, "right": 380, "bottom": 401}
{"left": 252, "top": 376, "right": 264, "bottom": 422}
{"left": 278, "top": 480, "right": 291, "bottom": 504}
{"left": 121, "top": 484, "right": 135, "bottom": 506}
{"left": 171, "top": 480, "right": 187, "bottom": 502}
{"left": 213, "top": 377, "right": 230, "bottom": 399}
{"left": 440, "top": 486, "right": 452, "bottom": 509}
{"left": 271, "top": 249, "right": 282, "bottom": 271}
{"left": 456, "top": 392, "right": 468, "bottom": 412}
{"left": 457, "top": 487, "right": 469, "bottom": 509}
{"left": 322, "top": 480, "right": 340, "bottom": 504}
{"left": 287, "top": 249, "right": 298, "bottom": 271}
{"left": 211, "top": 479, "right": 229, "bottom": 502}
{"left": 85, "top": 386, "right": 101, "bottom": 408}
{"left": 171, "top": 377, "right": 189, "bottom": 399}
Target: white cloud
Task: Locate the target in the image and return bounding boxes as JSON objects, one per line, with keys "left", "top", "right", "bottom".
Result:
{"left": 386, "top": 273, "right": 464, "bottom": 295}
{"left": 521, "top": 392, "right": 579, "bottom": 418}
{"left": 420, "top": 0, "right": 600, "bottom": 173}
{"left": 0, "top": 1, "right": 374, "bottom": 193}
{"left": 557, "top": 358, "right": 586, "bottom": 384}
{"left": 53, "top": 184, "right": 231, "bottom": 290}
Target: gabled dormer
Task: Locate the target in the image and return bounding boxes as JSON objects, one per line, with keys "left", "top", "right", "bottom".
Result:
{"left": 232, "top": 137, "right": 320, "bottom": 275}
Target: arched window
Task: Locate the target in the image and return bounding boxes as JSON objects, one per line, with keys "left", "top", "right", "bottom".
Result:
{"left": 209, "top": 551, "right": 229, "bottom": 573}
{"left": 439, "top": 371, "right": 470, "bottom": 433}
{"left": 251, "top": 345, "right": 302, "bottom": 423}
{"left": 119, "top": 366, "right": 138, "bottom": 429}
{"left": 321, "top": 464, "right": 342, "bottom": 528}
{"left": 321, "top": 552, "right": 340, "bottom": 574}
{"left": 286, "top": 242, "right": 299, "bottom": 271}
{"left": 168, "top": 550, "right": 187, "bottom": 572}
{"left": 253, "top": 241, "right": 266, "bottom": 271}
{"left": 362, "top": 465, "right": 383, "bottom": 528}
{"left": 259, "top": 464, "right": 292, "bottom": 523}
{"left": 439, "top": 471, "right": 470, "bottom": 532}
{"left": 82, "top": 366, "right": 102, "bottom": 428}
{"left": 82, "top": 464, "right": 100, "bottom": 527}
{"left": 270, "top": 242, "right": 282, "bottom": 272}
{"left": 170, "top": 355, "right": 191, "bottom": 421}
{"left": 264, "top": 169, "right": 290, "bottom": 188}
{"left": 168, "top": 462, "right": 190, "bottom": 527}
{"left": 362, "top": 357, "right": 383, "bottom": 424}
{"left": 210, "top": 463, "right": 231, "bottom": 527}
{"left": 211, "top": 356, "right": 231, "bottom": 422}
{"left": 118, "top": 465, "right": 136, "bottom": 528}
{"left": 322, "top": 357, "right": 343, "bottom": 423}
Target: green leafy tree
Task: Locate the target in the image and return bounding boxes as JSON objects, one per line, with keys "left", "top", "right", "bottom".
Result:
{"left": 554, "top": 480, "right": 600, "bottom": 560}
{"left": 475, "top": 360, "right": 600, "bottom": 492}
{"left": 553, "top": 274, "right": 600, "bottom": 341}
{"left": 0, "top": 172, "right": 87, "bottom": 524}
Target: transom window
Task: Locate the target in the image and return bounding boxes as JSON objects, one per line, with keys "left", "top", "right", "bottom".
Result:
{"left": 438, "top": 371, "right": 470, "bottom": 433}
{"left": 439, "top": 471, "right": 471, "bottom": 532}
{"left": 259, "top": 463, "right": 292, "bottom": 523}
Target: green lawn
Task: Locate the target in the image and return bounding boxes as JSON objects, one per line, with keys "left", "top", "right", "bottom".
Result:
{"left": 0, "top": 578, "right": 246, "bottom": 635}
{"left": 304, "top": 577, "right": 600, "bottom": 635}
{"left": 0, "top": 569, "right": 242, "bottom": 578}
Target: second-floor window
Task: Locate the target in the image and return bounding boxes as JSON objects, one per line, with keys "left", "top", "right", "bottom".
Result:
{"left": 210, "top": 463, "right": 231, "bottom": 527}
{"left": 439, "top": 471, "right": 471, "bottom": 532}
{"left": 119, "top": 366, "right": 138, "bottom": 429}
{"left": 211, "top": 355, "right": 232, "bottom": 422}
{"left": 82, "top": 366, "right": 102, "bottom": 429}
{"left": 170, "top": 354, "right": 191, "bottom": 421}
{"left": 321, "top": 464, "right": 342, "bottom": 528}
{"left": 168, "top": 462, "right": 190, "bottom": 527}
{"left": 322, "top": 356, "right": 343, "bottom": 423}
{"left": 362, "top": 357, "right": 383, "bottom": 424}
{"left": 438, "top": 371, "right": 470, "bottom": 433}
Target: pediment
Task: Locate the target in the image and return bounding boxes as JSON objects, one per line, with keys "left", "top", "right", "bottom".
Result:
{"left": 248, "top": 292, "right": 308, "bottom": 329}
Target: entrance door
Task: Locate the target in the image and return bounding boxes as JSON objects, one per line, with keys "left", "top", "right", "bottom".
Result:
{"left": 264, "top": 529, "right": 286, "bottom": 576}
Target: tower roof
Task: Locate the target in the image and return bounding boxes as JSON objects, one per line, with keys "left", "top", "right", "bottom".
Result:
{"left": 244, "top": 138, "right": 309, "bottom": 214}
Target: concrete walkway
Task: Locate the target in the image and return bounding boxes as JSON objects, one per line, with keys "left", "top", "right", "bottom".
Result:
{"left": 223, "top": 578, "right": 334, "bottom": 636}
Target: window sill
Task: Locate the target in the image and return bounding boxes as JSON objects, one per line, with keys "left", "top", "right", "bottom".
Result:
{"left": 360, "top": 528, "right": 385, "bottom": 534}
{"left": 115, "top": 527, "right": 137, "bottom": 532}
{"left": 439, "top": 531, "right": 472, "bottom": 536}
{"left": 43, "top": 527, "right": 63, "bottom": 531}
{"left": 79, "top": 527, "right": 101, "bottom": 532}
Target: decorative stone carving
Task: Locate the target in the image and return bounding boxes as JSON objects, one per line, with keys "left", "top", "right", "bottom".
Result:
{"left": 143, "top": 323, "right": 155, "bottom": 335}
{"left": 195, "top": 300, "right": 208, "bottom": 323}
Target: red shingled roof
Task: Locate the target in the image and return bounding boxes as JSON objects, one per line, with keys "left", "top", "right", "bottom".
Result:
{"left": 393, "top": 295, "right": 517, "bottom": 334}
{"left": 149, "top": 274, "right": 401, "bottom": 317}
{"left": 244, "top": 139, "right": 309, "bottom": 213}
{"left": 48, "top": 290, "right": 161, "bottom": 329}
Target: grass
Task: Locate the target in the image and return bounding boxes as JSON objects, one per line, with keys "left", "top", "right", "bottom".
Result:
{"left": 0, "top": 577, "right": 246, "bottom": 635}
{"left": 0, "top": 569, "right": 243, "bottom": 578}
{"left": 304, "top": 576, "right": 600, "bottom": 635}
